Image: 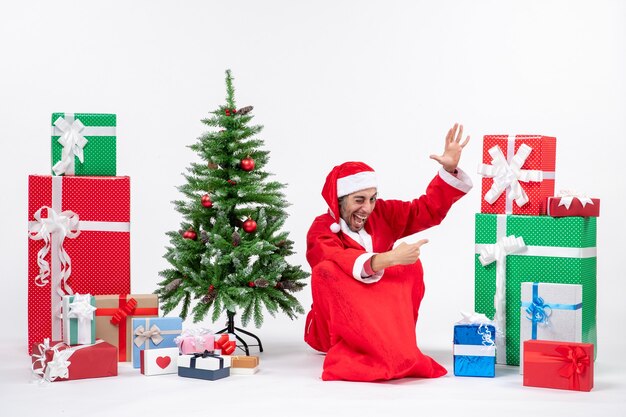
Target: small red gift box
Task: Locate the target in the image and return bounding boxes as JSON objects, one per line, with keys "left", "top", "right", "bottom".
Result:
{"left": 546, "top": 195, "right": 600, "bottom": 217}
{"left": 478, "top": 135, "right": 556, "bottom": 215}
{"left": 31, "top": 339, "right": 118, "bottom": 382}
{"left": 523, "top": 340, "right": 593, "bottom": 392}
{"left": 27, "top": 175, "right": 130, "bottom": 354}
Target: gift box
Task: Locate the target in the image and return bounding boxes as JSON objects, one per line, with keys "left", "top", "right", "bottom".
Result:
{"left": 28, "top": 175, "right": 130, "bottom": 354}
{"left": 62, "top": 293, "right": 96, "bottom": 345}
{"left": 478, "top": 135, "right": 556, "bottom": 215}
{"left": 95, "top": 294, "right": 159, "bottom": 362}
{"left": 546, "top": 194, "right": 600, "bottom": 217}
{"left": 140, "top": 347, "right": 179, "bottom": 376}
{"left": 31, "top": 339, "right": 117, "bottom": 382}
{"left": 51, "top": 113, "right": 116, "bottom": 176}
{"left": 474, "top": 213, "right": 596, "bottom": 365}
{"left": 178, "top": 352, "right": 231, "bottom": 381}
{"left": 520, "top": 282, "right": 582, "bottom": 373}
{"left": 132, "top": 317, "right": 183, "bottom": 368}
{"left": 453, "top": 324, "right": 496, "bottom": 377}
{"left": 175, "top": 328, "right": 215, "bottom": 354}
{"left": 523, "top": 340, "right": 593, "bottom": 391}
{"left": 227, "top": 355, "right": 260, "bottom": 375}
{"left": 213, "top": 333, "right": 237, "bottom": 355}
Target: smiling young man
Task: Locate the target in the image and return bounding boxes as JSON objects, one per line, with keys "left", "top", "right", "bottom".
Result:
{"left": 304, "top": 123, "right": 473, "bottom": 382}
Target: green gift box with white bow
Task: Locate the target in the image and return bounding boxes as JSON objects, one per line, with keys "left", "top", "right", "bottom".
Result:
{"left": 474, "top": 213, "right": 597, "bottom": 366}
{"left": 51, "top": 113, "right": 116, "bottom": 176}
{"left": 62, "top": 294, "right": 97, "bottom": 345}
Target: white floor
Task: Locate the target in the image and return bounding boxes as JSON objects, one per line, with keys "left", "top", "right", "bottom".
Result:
{"left": 3, "top": 333, "right": 625, "bottom": 417}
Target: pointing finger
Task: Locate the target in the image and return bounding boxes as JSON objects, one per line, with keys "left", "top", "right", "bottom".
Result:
{"left": 414, "top": 239, "right": 429, "bottom": 248}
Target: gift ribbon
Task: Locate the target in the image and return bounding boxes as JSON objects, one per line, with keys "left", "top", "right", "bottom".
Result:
{"left": 522, "top": 282, "right": 582, "bottom": 340}
{"left": 52, "top": 115, "right": 88, "bottom": 176}
{"left": 477, "top": 233, "right": 527, "bottom": 363}
{"left": 556, "top": 190, "right": 595, "bottom": 210}
{"left": 134, "top": 324, "right": 164, "bottom": 347}
{"left": 189, "top": 350, "right": 224, "bottom": 370}
{"left": 475, "top": 214, "right": 596, "bottom": 363}
{"left": 525, "top": 344, "right": 590, "bottom": 390}
{"left": 28, "top": 176, "right": 131, "bottom": 341}
{"left": 214, "top": 333, "right": 237, "bottom": 355}
{"left": 478, "top": 136, "right": 555, "bottom": 214}
{"left": 66, "top": 293, "right": 96, "bottom": 345}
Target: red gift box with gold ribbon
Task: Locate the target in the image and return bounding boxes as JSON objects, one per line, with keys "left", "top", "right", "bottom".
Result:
{"left": 27, "top": 175, "right": 130, "bottom": 354}
{"left": 523, "top": 339, "right": 594, "bottom": 392}
{"left": 95, "top": 294, "right": 159, "bottom": 361}
{"left": 478, "top": 135, "right": 556, "bottom": 215}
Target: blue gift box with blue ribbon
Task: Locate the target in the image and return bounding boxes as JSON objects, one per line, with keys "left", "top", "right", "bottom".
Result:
{"left": 453, "top": 323, "right": 496, "bottom": 377}
{"left": 519, "top": 282, "right": 582, "bottom": 373}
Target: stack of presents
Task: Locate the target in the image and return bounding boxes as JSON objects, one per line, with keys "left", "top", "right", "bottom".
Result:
{"left": 453, "top": 134, "right": 599, "bottom": 392}
{"left": 28, "top": 113, "right": 260, "bottom": 383}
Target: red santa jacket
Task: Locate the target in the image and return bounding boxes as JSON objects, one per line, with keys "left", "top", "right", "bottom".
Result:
{"left": 306, "top": 168, "right": 472, "bottom": 280}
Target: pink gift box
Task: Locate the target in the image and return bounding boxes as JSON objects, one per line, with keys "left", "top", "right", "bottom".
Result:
{"left": 175, "top": 331, "right": 215, "bottom": 354}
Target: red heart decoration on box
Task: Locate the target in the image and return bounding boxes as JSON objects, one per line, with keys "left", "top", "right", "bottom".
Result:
{"left": 156, "top": 356, "right": 171, "bottom": 369}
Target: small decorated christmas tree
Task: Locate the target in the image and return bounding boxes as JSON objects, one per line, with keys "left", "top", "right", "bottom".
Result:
{"left": 156, "top": 70, "right": 308, "bottom": 336}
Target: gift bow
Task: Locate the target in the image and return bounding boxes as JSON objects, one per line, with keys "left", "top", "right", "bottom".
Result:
{"left": 133, "top": 324, "right": 164, "bottom": 347}
{"left": 28, "top": 206, "right": 80, "bottom": 294}
{"left": 67, "top": 293, "right": 96, "bottom": 322}
{"left": 52, "top": 116, "right": 88, "bottom": 176}
{"left": 478, "top": 144, "right": 543, "bottom": 208}
{"left": 214, "top": 334, "right": 236, "bottom": 355}
{"left": 525, "top": 295, "right": 552, "bottom": 325}
{"left": 556, "top": 190, "right": 594, "bottom": 209}
{"left": 556, "top": 345, "right": 590, "bottom": 389}
{"left": 110, "top": 297, "right": 138, "bottom": 325}
{"left": 31, "top": 338, "right": 73, "bottom": 383}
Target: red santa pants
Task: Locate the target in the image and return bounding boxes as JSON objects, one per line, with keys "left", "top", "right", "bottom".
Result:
{"left": 304, "top": 260, "right": 447, "bottom": 381}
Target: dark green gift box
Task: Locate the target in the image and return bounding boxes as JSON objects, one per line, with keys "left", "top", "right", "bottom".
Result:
{"left": 51, "top": 113, "right": 116, "bottom": 176}
{"left": 474, "top": 213, "right": 596, "bottom": 366}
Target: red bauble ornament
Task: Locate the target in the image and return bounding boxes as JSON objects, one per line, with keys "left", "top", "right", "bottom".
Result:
{"left": 248, "top": 281, "right": 255, "bottom": 288}
{"left": 227, "top": 179, "right": 237, "bottom": 186}
{"left": 183, "top": 228, "right": 197, "bottom": 240}
{"left": 201, "top": 194, "right": 213, "bottom": 208}
{"left": 225, "top": 109, "right": 231, "bottom": 116}
{"left": 209, "top": 285, "right": 214, "bottom": 291}
{"left": 232, "top": 108, "right": 238, "bottom": 114}
{"left": 242, "top": 218, "right": 257, "bottom": 233}
{"left": 240, "top": 156, "right": 255, "bottom": 172}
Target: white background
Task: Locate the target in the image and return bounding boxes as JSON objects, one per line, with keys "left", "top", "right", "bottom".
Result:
{"left": 1, "top": 1, "right": 625, "bottom": 415}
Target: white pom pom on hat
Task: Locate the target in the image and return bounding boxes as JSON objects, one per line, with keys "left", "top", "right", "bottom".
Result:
{"left": 321, "top": 161, "right": 377, "bottom": 233}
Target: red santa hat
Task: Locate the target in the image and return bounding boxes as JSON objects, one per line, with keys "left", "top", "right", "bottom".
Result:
{"left": 322, "top": 161, "right": 378, "bottom": 233}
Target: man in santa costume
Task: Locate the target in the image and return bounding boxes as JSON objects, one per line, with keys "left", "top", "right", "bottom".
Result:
{"left": 304, "top": 123, "right": 473, "bottom": 381}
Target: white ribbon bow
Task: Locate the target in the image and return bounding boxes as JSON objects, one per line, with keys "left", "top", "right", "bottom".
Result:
{"left": 31, "top": 339, "right": 73, "bottom": 383}
{"left": 557, "top": 189, "right": 594, "bottom": 209}
{"left": 28, "top": 206, "right": 80, "bottom": 293}
{"left": 52, "top": 116, "right": 89, "bottom": 176}
{"left": 456, "top": 311, "right": 493, "bottom": 325}
{"left": 478, "top": 144, "right": 543, "bottom": 208}
{"left": 134, "top": 324, "right": 164, "bottom": 347}
{"left": 67, "top": 294, "right": 96, "bottom": 321}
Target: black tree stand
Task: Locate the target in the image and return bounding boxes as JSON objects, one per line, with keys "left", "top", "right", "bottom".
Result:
{"left": 215, "top": 310, "right": 263, "bottom": 356}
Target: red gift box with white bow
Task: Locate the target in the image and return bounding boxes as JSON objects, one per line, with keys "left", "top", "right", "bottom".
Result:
{"left": 523, "top": 339, "right": 594, "bottom": 392}
{"left": 31, "top": 339, "right": 118, "bottom": 382}
{"left": 546, "top": 192, "right": 600, "bottom": 217}
{"left": 478, "top": 135, "right": 556, "bottom": 215}
{"left": 27, "top": 175, "right": 130, "bottom": 354}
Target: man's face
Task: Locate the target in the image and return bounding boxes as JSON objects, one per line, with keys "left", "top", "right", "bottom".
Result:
{"left": 339, "top": 187, "right": 377, "bottom": 232}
